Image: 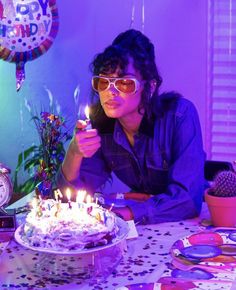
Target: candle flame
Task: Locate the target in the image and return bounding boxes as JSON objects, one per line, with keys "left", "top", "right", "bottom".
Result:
{"left": 85, "top": 105, "right": 90, "bottom": 120}
{"left": 66, "top": 188, "right": 71, "bottom": 201}
{"left": 54, "top": 190, "right": 58, "bottom": 202}
{"left": 31, "top": 198, "right": 38, "bottom": 209}
{"left": 86, "top": 194, "right": 92, "bottom": 203}
{"left": 76, "top": 190, "right": 87, "bottom": 203}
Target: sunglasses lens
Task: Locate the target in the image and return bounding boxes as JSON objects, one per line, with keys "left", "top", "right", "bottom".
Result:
{"left": 92, "top": 77, "right": 109, "bottom": 92}
{"left": 92, "top": 77, "right": 138, "bottom": 93}
{"left": 115, "top": 79, "right": 136, "bottom": 93}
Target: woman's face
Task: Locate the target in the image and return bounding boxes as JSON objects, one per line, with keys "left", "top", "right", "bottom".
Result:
{"left": 98, "top": 60, "right": 144, "bottom": 120}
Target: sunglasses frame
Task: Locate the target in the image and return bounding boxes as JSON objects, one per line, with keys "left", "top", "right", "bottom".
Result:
{"left": 91, "top": 76, "right": 141, "bottom": 94}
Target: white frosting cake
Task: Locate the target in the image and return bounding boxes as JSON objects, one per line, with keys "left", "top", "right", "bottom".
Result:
{"left": 20, "top": 198, "right": 119, "bottom": 251}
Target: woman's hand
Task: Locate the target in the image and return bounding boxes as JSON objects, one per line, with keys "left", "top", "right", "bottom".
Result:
{"left": 124, "top": 192, "right": 152, "bottom": 201}
{"left": 61, "top": 120, "right": 101, "bottom": 182}
{"left": 107, "top": 192, "right": 152, "bottom": 202}
{"left": 71, "top": 120, "right": 101, "bottom": 158}
{"left": 111, "top": 206, "right": 134, "bottom": 221}
{"left": 108, "top": 192, "right": 152, "bottom": 221}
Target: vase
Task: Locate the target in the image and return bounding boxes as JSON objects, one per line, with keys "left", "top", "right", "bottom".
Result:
{"left": 205, "top": 189, "right": 236, "bottom": 227}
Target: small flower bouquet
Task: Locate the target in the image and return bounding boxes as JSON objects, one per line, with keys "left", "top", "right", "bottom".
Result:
{"left": 14, "top": 107, "right": 71, "bottom": 197}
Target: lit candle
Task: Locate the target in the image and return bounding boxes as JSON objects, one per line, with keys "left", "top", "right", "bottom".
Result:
{"left": 86, "top": 194, "right": 93, "bottom": 214}
{"left": 54, "top": 189, "right": 59, "bottom": 202}
{"left": 76, "top": 190, "right": 86, "bottom": 203}
{"left": 76, "top": 190, "right": 87, "bottom": 208}
{"left": 86, "top": 194, "right": 92, "bottom": 204}
{"left": 38, "top": 194, "right": 43, "bottom": 202}
{"left": 38, "top": 195, "right": 44, "bottom": 215}
{"left": 66, "top": 188, "right": 72, "bottom": 209}
{"left": 103, "top": 211, "right": 107, "bottom": 224}
{"left": 109, "top": 203, "right": 114, "bottom": 211}
{"left": 31, "top": 197, "right": 43, "bottom": 217}
{"left": 54, "top": 189, "right": 63, "bottom": 202}
{"left": 84, "top": 104, "right": 92, "bottom": 129}
{"left": 95, "top": 212, "right": 101, "bottom": 221}
{"left": 58, "top": 189, "right": 63, "bottom": 199}
{"left": 31, "top": 197, "right": 38, "bottom": 212}
{"left": 55, "top": 200, "right": 61, "bottom": 217}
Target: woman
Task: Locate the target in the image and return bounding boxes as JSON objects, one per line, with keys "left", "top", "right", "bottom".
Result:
{"left": 57, "top": 29, "right": 205, "bottom": 224}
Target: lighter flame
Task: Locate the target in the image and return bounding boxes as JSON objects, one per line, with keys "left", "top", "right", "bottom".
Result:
{"left": 85, "top": 105, "right": 90, "bottom": 120}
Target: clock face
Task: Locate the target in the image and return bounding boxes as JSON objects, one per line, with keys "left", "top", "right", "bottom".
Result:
{"left": 0, "top": 174, "right": 12, "bottom": 207}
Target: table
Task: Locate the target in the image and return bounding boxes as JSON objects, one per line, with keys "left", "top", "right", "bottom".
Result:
{"left": 1, "top": 196, "right": 236, "bottom": 290}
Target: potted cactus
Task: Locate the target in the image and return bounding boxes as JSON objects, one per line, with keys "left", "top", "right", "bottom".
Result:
{"left": 205, "top": 170, "right": 236, "bottom": 227}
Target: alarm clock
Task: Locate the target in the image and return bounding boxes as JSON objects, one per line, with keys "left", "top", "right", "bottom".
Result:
{"left": 0, "top": 163, "right": 13, "bottom": 208}
{"left": 0, "top": 163, "right": 16, "bottom": 232}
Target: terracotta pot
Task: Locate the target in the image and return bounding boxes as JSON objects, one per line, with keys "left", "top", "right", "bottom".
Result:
{"left": 205, "top": 189, "right": 236, "bottom": 227}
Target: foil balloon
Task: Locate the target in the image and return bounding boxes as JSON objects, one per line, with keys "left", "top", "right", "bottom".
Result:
{"left": 0, "top": 0, "right": 59, "bottom": 91}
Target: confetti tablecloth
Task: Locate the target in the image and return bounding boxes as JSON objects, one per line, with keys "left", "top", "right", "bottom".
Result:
{"left": 1, "top": 203, "right": 236, "bottom": 290}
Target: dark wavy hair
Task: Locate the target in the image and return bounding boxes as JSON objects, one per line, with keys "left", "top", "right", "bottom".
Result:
{"left": 89, "top": 29, "right": 162, "bottom": 131}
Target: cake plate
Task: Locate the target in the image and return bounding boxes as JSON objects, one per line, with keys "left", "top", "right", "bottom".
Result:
{"left": 14, "top": 217, "right": 129, "bottom": 283}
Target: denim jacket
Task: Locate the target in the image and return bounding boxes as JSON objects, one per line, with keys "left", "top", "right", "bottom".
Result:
{"left": 56, "top": 93, "right": 205, "bottom": 224}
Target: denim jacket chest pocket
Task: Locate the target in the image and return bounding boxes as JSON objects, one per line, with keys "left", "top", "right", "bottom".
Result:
{"left": 145, "top": 152, "right": 169, "bottom": 194}
{"left": 106, "top": 150, "right": 131, "bottom": 170}
{"left": 104, "top": 147, "right": 140, "bottom": 188}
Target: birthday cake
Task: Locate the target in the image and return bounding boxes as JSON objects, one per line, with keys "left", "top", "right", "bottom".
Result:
{"left": 19, "top": 198, "right": 119, "bottom": 252}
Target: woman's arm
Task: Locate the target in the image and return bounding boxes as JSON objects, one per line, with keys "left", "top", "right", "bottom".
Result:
{"left": 115, "top": 99, "right": 205, "bottom": 224}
